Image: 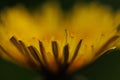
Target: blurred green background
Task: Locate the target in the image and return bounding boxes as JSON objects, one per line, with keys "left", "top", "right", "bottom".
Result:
{"left": 0, "top": 0, "right": 120, "bottom": 80}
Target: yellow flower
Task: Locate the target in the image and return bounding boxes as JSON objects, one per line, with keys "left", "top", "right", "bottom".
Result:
{"left": 0, "top": 3, "right": 120, "bottom": 79}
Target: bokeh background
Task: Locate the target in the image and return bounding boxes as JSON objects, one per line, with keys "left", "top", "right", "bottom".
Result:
{"left": 0, "top": 0, "right": 120, "bottom": 80}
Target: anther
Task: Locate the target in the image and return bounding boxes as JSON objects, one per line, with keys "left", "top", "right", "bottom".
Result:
{"left": 70, "top": 39, "right": 82, "bottom": 64}
{"left": 52, "top": 41, "right": 59, "bottom": 65}
{"left": 39, "top": 41, "right": 48, "bottom": 65}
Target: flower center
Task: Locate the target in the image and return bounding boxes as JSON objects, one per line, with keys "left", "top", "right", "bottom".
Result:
{"left": 0, "top": 35, "right": 119, "bottom": 80}
{"left": 0, "top": 36, "right": 82, "bottom": 78}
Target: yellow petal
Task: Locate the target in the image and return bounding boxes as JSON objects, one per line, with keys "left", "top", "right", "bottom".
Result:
{"left": 0, "top": 3, "right": 120, "bottom": 73}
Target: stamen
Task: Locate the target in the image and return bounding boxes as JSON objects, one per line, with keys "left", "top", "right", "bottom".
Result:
{"left": 10, "top": 37, "right": 29, "bottom": 57}
{"left": 117, "top": 24, "right": 120, "bottom": 32}
{"left": 65, "top": 29, "right": 68, "bottom": 43}
{"left": 52, "top": 41, "right": 59, "bottom": 64}
{"left": 95, "top": 35, "right": 119, "bottom": 57}
{"left": 39, "top": 41, "right": 48, "bottom": 65}
{"left": 70, "top": 40, "right": 82, "bottom": 64}
{"left": 18, "top": 40, "right": 41, "bottom": 69}
{"left": 0, "top": 45, "right": 16, "bottom": 61}
{"left": 10, "top": 37, "right": 41, "bottom": 68}
{"left": 18, "top": 40, "right": 29, "bottom": 56}
{"left": 28, "top": 46, "right": 43, "bottom": 65}
{"left": 63, "top": 44, "right": 69, "bottom": 65}
{"left": 10, "top": 36, "right": 23, "bottom": 53}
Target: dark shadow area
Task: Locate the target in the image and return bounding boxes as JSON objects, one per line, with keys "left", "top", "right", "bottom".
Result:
{"left": 0, "top": 58, "right": 40, "bottom": 80}
{"left": 72, "top": 49, "right": 120, "bottom": 80}
{"left": 0, "top": 0, "right": 120, "bottom": 12}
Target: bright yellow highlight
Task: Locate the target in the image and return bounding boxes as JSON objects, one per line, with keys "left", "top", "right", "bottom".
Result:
{"left": 0, "top": 3, "right": 120, "bottom": 73}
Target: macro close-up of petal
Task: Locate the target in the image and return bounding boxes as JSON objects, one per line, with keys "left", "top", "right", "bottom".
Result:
{"left": 0, "top": 1, "right": 120, "bottom": 80}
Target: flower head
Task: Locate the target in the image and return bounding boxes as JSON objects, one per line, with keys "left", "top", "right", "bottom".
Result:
{"left": 0, "top": 3, "right": 120, "bottom": 80}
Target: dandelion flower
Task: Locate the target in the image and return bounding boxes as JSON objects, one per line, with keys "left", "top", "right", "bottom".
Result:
{"left": 0, "top": 3, "right": 120, "bottom": 80}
